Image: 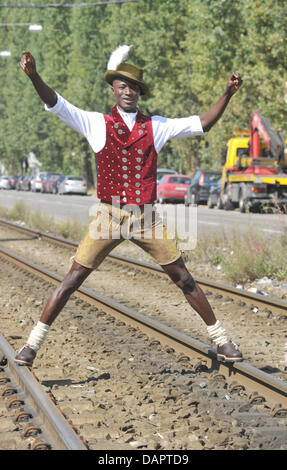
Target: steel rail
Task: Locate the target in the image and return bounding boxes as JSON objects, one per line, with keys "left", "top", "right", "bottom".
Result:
{"left": 1, "top": 218, "right": 287, "bottom": 315}
{"left": 0, "top": 333, "right": 88, "bottom": 450}
{"left": 0, "top": 244, "right": 287, "bottom": 408}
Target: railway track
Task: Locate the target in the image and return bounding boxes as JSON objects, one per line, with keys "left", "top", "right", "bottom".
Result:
{"left": 0, "top": 218, "right": 287, "bottom": 449}
{"left": 0, "top": 242, "right": 287, "bottom": 449}
{"left": 1, "top": 218, "right": 287, "bottom": 316}
{"left": 0, "top": 333, "right": 87, "bottom": 450}
{"left": 0, "top": 242, "right": 286, "bottom": 408}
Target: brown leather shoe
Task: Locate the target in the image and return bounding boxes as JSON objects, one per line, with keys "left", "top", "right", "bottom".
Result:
{"left": 15, "top": 345, "right": 36, "bottom": 367}
{"left": 217, "top": 340, "right": 243, "bottom": 362}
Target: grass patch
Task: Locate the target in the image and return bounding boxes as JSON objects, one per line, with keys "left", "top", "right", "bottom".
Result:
{"left": 0, "top": 201, "right": 88, "bottom": 242}
{"left": 182, "top": 227, "right": 287, "bottom": 284}
{"left": 1, "top": 201, "right": 286, "bottom": 284}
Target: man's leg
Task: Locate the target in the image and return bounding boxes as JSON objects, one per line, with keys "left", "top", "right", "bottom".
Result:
{"left": 39, "top": 261, "right": 93, "bottom": 325}
{"left": 161, "top": 257, "right": 216, "bottom": 325}
{"left": 161, "top": 257, "right": 243, "bottom": 362}
{"left": 15, "top": 202, "right": 123, "bottom": 367}
{"left": 15, "top": 261, "right": 92, "bottom": 366}
{"left": 132, "top": 206, "right": 242, "bottom": 362}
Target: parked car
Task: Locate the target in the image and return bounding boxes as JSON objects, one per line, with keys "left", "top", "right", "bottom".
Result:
{"left": 21, "top": 175, "right": 33, "bottom": 191}
{"left": 207, "top": 178, "right": 222, "bottom": 208}
{"left": 47, "top": 173, "right": 64, "bottom": 193}
{"left": 0, "top": 175, "right": 10, "bottom": 189}
{"left": 16, "top": 175, "right": 25, "bottom": 190}
{"left": 8, "top": 175, "right": 18, "bottom": 189}
{"left": 40, "top": 174, "right": 51, "bottom": 193}
{"left": 50, "top": 174, "right": 65, "bottom": 194}
{"left": 184, "top": 170, "right": 222, "bottom": 205}
{"left": 58, "top": 175, "right": 87, "bottom": 195}
{"left": 157, "top": 174, "right": 192, "bottom": 203}
{"left": 39, "top": 172, "right": 63, "bottom": 193}
{"left": 157, "top": 168, "right": 177, "bottom": 184}
{"left": 31, "top": 172, "right": 47, "bottom": 192}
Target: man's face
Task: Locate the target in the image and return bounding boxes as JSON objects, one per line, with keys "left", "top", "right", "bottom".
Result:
{"left": 111, "top": 78, "right": 140, "bottom": 113}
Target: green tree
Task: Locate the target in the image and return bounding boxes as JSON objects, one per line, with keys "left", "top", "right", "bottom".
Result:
{"left": 0, "top": 0, "right": 286, "bottom": 180}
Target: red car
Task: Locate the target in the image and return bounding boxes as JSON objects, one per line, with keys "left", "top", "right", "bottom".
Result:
{"left": 157, "top": 174, "right": 192, "bottom": 203}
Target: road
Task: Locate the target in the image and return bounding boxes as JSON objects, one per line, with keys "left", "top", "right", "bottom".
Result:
{"left": 0, "top": 189, "right": 287, "bottom": 241}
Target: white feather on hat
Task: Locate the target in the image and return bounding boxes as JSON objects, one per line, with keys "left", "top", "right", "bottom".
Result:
{"left": 107, "top": 45, "right": 131, "bottom": 71}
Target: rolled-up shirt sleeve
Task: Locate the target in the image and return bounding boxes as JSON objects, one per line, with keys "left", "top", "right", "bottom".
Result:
{"left": 152, "top": 115, "right": 204, "bottom": 154}
{"left": 45, "top": 93, "right": 106, "bottom": 153}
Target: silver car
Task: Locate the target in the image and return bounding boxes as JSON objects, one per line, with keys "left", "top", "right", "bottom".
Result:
{"left": 58, "top": 175, "right": 87, "bottom": 195}
{"left": 31, "top": 172, "right": 47, "bottom": 192}
{"left": 0, "top": 176, "right": 10, "bottom": 189}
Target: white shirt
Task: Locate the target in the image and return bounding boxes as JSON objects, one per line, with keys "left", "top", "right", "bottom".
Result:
{"left": 45, "top": 93, "right": 204, "bottom": 154}
{"left": 117, "top": 106, "right": 137, "bottom": 131}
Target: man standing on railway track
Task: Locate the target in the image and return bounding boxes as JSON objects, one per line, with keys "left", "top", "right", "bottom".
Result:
{"left": 15, "top": 47, "right": 243, "bottom": 367}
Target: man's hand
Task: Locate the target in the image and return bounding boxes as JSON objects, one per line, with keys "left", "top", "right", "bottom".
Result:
{"left": 200, "top": 72, "right": 243, "bottom": 132}
{"left": 18, "top": 50, "right": 57, "bottom": 107}
{"left": 19, "top": 51, "right": 37, "bottom": 78}
{"left": 226, "top": 72, "right": 242, "bottom": 96}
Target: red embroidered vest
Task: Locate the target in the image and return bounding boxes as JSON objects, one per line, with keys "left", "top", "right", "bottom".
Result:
{"left": 96, "top": 106, "right": 158, "bottom": 205}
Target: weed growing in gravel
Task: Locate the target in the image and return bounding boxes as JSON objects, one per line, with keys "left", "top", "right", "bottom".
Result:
{"left": 57, "top": 219, "right": 87, "bottom": 241}
{"left": 182, "top": 227, "right": 287, "bottom": 283}
{"left": 1, "top": 201, "right": 287, "bottom": 283}
{"left": 6, "top": 201, "right": 28, "bottom": 221}
{"left": 0, "top": 201, "right": 88, "bottom": 241}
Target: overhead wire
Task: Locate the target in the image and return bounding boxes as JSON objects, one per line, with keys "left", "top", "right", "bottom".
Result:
{"left": 0, "top": 1, "right": 138, "bottom": 8}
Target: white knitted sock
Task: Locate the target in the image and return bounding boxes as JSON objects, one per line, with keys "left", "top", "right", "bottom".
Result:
{"left": 27, "top": 321, "right": 50, "bottom": 352}
{"left": 207, "top": 320, "right": 229, "bottom": 347}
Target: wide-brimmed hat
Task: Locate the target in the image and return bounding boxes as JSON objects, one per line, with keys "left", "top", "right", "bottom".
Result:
{"left": 104, "top": 45, "right": 149, "bottom": 96}
{"left": 104, "top": 62, "right": 149, "bottom": 96}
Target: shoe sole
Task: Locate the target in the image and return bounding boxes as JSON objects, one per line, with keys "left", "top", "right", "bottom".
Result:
{"left": 14, "top": 358, "right": 33, "bottom": 367}
{"left": 217, "top": 354, "right": 243, "bottom": 363}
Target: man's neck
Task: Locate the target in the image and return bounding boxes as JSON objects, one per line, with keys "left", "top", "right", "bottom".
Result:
{"left": 117, "top": 105, "right": 138, "bottom": 115}
{"left": 116, "top": 106, "right": 138, "bottom": 132}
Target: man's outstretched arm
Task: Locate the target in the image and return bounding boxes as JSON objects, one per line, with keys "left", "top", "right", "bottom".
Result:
{"left": 19, "top": 50, "right": 57, "bottom": 108}
{"left": 200, "top": 72, "right": 242, "bottom": 132}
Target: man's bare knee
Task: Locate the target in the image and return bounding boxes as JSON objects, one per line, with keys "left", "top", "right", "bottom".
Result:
{"left": 162, "top": 258, "right": 197, "bottom": 294}
{"left": 174, "top": 272, "right": 196, "bottom": 293}
{"left": 59, "top": 279, "right": 77, "bottom": 297}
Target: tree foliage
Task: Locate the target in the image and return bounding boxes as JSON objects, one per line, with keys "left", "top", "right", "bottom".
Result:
{"left": 0, "top": 0, "right": 286, "bottom": 180}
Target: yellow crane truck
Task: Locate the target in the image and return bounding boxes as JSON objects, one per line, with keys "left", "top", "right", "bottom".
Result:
{"left": 219, "top": 111, "right": 287, "bottom": 212}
